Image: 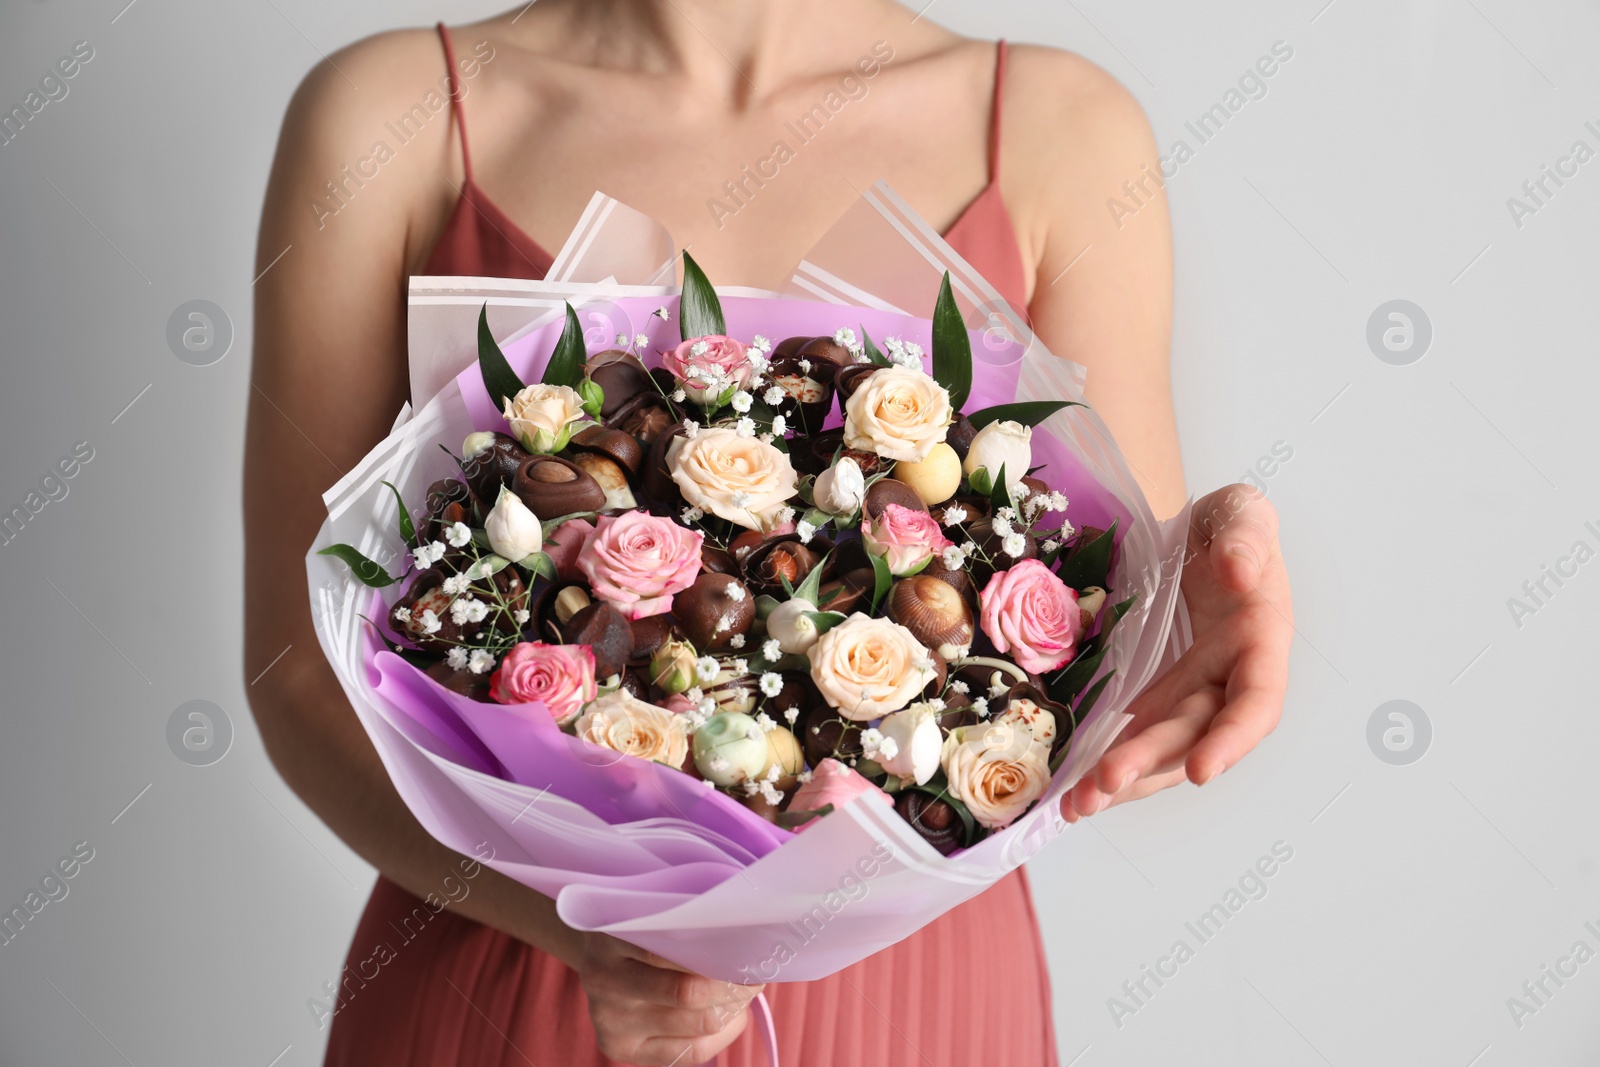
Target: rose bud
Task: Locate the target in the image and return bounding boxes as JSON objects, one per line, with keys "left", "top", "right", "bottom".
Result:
{"left": 561, "top": 601, "right": 635, "bottom": 680}
{"left": 569, "top": 452, "right": 638, "bottom": 511}
{"left": 503, "top": 382, "right": 589, "bottom": 454}
{"left": 813, "top": 456, "right": 865, "bottom": 516}
{"left": 513, "top": 456, "right": 607, "bottom": 517}
{"left": 886, "top": 575, "right": 975, "bottom": 661}
{"left": 963, "top": 420, "right": 1033, "bottom": 493}
{"left": 672, "top": 573, "right": 755, "bottom": 651}
{"left": 485, "top": 486, "right": 543, "bottom": 563}
{"left": 877, "top": 704, "right": 943, "bottom": 785}
{"left": 766, "top": 597, "right": 820, "bottom": 655}
{"left": 894, "top": 791, "right": 964, "bottom": 855}
{"left": 650, "top": 637, "right": 699, "bottom": 695}
{"left": 692, "top": 711, "right": 770, "bottom": 786}
{"left": 891, "top": 442, "right": 962, "bottom": 507}
{"left": 763, "top": 726, "right": 805, "bottom": 790}
{"left": 461, "top": 432, "right": 532, "bottom": 502}
{"left": 585, "top": 350, "right": 653, "bottom": 417}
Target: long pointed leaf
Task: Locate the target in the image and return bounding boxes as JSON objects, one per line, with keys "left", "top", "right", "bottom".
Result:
{"left": 930, "top": 272, "right": 972, "bottom": 410}
{"left": 317, "top": 544, "right": 398, "bottom": 587}
{"left": 967, "top": 400, "right": 1083, "bottom": 430}
{"left": 542, "top": 303, "right": 587, "bottom": 388}
{"left": 679, "top": 251, "right": 726, "bottom": 340}
{"left": 379, "top": 480, "right": 416, "bottom": 547}
{"left": 477, "top": 303, "right": 526, "bottom": 408}
{"left": 1056, "top": 520, "right": 1118, "bottom": 591}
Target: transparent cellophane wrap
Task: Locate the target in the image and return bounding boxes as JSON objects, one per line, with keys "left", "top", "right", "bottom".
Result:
{"left": 310, "top": 183, "right": 1193, "bottom": 987}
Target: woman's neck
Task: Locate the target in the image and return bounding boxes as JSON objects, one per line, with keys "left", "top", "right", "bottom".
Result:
{"left": 509, "top": 0, "right": 908, "bottom": 105}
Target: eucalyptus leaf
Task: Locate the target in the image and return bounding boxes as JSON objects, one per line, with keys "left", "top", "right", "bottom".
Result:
{"left": 317, "top": 544, "right": 398, "bottom": 588}
{"left": 930, "top": 272, "right": 973, "bottom": 410}
{"left": 476, "top": 303, "right": 526, "bottom": 407}
{"left": 380, "top": 480, "right": 416, "bottom": 547}
{"left": 543, "top": 303, "right": 588, "bottom": 389}
{"left": 679, "top": 251, "right": 726, "bottom": 340}
{"left": 967, "top": 400, "right": 1083, "bottom": 430}
{"left": 1056, "top": 520, "right": 1119, "bottom": 591}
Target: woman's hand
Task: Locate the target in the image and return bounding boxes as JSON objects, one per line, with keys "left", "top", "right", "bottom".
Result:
{"left": 576, "top": 932, "right": 763, "bottom": 1065}
{"left": 1061, "top": 485, "right": 1293, "bottom": 822}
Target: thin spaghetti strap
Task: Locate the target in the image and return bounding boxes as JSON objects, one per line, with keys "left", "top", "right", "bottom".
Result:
{"left": 989, "top": 39, "right": 1007, "bottom": 183}
{"left": 436, "top": 22, "right": 473, "bottom": 183}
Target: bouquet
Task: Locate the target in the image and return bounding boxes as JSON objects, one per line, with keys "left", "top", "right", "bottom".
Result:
{"left": 309, "top": 187, "right": 1189, "bottom": 1010}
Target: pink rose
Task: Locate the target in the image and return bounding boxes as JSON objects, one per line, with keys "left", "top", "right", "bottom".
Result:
{"left": 578, "top": 510, "right": 704, "bottom": 619}
{"left": 542, "top": 517, "right": 595, "bottom": 582}
{"left": 488, "top": 642, "right": 597, "bottom": 725}
{"left": 862, "top": 503, "right": 952, "bottom": 577}
{"left": 787, "top": 758, "right": 892, "bottom": 829}
{"left": 661, "top": 335, "right": 753, "bottom": 404}
{"left": 978, "top": 559, "right": 1082, "bottom": 674}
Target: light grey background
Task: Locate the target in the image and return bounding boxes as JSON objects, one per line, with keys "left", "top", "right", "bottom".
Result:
{"left": 2, "top": 1, "right": 1596, "bottom": 1064}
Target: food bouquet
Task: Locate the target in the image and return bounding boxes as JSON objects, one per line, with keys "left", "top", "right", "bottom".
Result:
{"left": 309, "top": 187, "right": 1190, "bottom": 1005}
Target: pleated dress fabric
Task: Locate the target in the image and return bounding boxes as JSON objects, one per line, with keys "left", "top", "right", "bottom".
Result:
{"left": 322, "top": 26, "right": 1054, "bottom": 1067}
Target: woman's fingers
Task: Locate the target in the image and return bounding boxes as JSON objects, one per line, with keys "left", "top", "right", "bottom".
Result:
{"left": 627, "top": 1003, "right": 751, "bottom": 1066}
{"left": 1194, "top": 485, "right": 1280, "bottom": 593}
{"left": 1062, "top": 689, "right": 1222, "bottom": 821}
{"left": 1186, "top": 643, "right": 1287, "bottom": 784}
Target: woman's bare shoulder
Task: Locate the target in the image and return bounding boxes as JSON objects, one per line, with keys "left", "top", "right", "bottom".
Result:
{"left": 1004, "top": 43, "right": 1155, "bottom": 151}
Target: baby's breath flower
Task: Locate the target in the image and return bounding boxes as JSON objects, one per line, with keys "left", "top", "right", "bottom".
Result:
{"left": 759, "top": 672, "right": 783, "bottom": 697}
{"left": 467, "top": 649, "right": 495, "bottom": 675}
{"left": 1002, "top": 533, "right": 1027, "bottom": 558}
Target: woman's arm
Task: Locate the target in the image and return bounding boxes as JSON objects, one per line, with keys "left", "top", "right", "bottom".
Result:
{"left": 1007, "top": 48, "right": 1293, "bottom": 815}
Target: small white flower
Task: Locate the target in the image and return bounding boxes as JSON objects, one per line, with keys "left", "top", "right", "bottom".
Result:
{"left": 797, "top": 768, "right": 813, "bottom": 783}
{"left": 996, "top": 506, "right": 1017, "bottom": 523}
{"left": 671, "top": 388, "right": 687, "bottom": 403}
{"left": 764, "top": 385, "right": 786, "bottom": 406}
{"left": 833, "top": 327, "right": 858, "bottom": 348}
{"left": 731, "top": 491, "right": 754, "bottom": 509}
{"left": 709, "top": 756, "right": 730, "bottom": 773}
{"left": 912, "top": 654, "right": 935, "bottom": 672}
{"left": 990, "top": 515, "right": 1014, "bottom": 538}
{"left": 393, "top": 607, "right": 412, "bottom": 623}
{"left": 467, "top": 649, "right": 495, "bottom": 675}
{"left": 748, "top": 351, "right": 770, "bottom": 374}
{"left": 513, "top": 609, "right": 530, "bottom": 625}
{"left": 417, "top": 609, "right": 442, "bottom": 634}
{"left": 691, "top": 340, "right": 709, "bottom": 357}
{"left": 796, "top": 520, "right": 816, "bottom": 544}
{"left": 450, "top": 597, "right": 489, "bottom": 625}
{"left": 735, "top": 417, "right": 756, "bottom": 437}
{"left": 446, "top": 647, "right": 469, "bottom": 670}
{"left": 731, "top": 658, "right": 749, "bottom": 675}
{"left": 759, "top": 672, "right": 783, "bottom": 697}
{"left": 1042, "top": 539, "right": 1062, "bottom": 555}
{"left": 940, "top": 546, "right": 965, "bottom": 570}
{"left": 960, "top": 541, "right": 979, "bottom": 558}
{"left": 770, "top": 415, "right": 787, "bottom": 436}
{"left": 729, "top": 633, "right": 746, "bottom": 649}
{"left": 751, "top": 335, "right": 772, "bottom": 353}
{"left": 1049, "top": 492, "right": 1069, "bottom": 512}
{"left": 942, "top": 504, "right": 969, "bottom": 525}
{"left": 633, "top": 333, "right": 649, "bottom": 348}
{"left": 696, "top": 656, "right": 720, "bottom": 683}
{"left": 762, "top": 639, "right": 781, "bottom": 661}
{"left": 615, "top": 332, "right": 629, "bottom": 346}
{"left": 444, "top": 521, "right": 472, "bottom": 548}
{"left": 731, "top": 391, "right": 753, "bottom": 413}
{"left": 859, "top": 728, "right": 884, "bottom": 755}
{"left": 785, "top": 706, "right": 800, "bottom": 724}
{"left": 754, "top": 711, "right": 777, "bottom": 733}
{"left": 726, "top": 584, "right": 747, "bottom": 603}
{"left": 798, "top": 358, "right": 812, "bottom": 373}
{"left": 877, "top": 735, "right": 900, "bottom": 762}
{"left": 685, "top": 687, "right": 703, "bottom": 703}
{"left": 949, "top": 680, "right": 970, "bottom": 695}
{"left": 972, "top": 697, "right": 990, "bottom": 717}
{"left": 682, "top": 419, "right": 700, "bottom": 438}
{"left": 1002, "top": 533, "right": 1027, "bottom": 558}
{"left": 759, "top": 432, "right": 774, "bottom": 444}
{"left": 697, "top": 696, "right": 717, "bottom": 716}
{"left": 777, "top": 507, "right": 796, "bottom": 526}
{"left": 681, "top": 505, "right": 706, "bottom": 523}
{"left": 412, "top": 541, "right": 447, "bottom": 569}
{"left": 441, "top": 574, "right": 470, "bottom": 596}
{"left": 653, "top": 306, "right": 670, "bottom": 319}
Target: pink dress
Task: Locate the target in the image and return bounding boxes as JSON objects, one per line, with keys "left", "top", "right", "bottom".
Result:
{"left": 323, "top": 26, "right": 1054, "bottom": 1067}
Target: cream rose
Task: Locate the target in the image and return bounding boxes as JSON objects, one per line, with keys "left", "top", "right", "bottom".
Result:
{"left": 503, "top": 383, "right": 588, "bottom": 454}
{"left": 940, "top": 721, "right": 1051, "bottom": 829}
{"left": 842, "top": 366, "right": 953, "bottom": 462}
{"left": 807, "top": 612, "right": 937, "bottom": 721}
{"left": 572, "top": 690, "right": 689, "bottom": 767}
{"left": 667, "top": 427, "right": 799, "bottom": 530}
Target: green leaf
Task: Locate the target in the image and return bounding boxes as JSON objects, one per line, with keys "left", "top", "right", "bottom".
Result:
{"left": 989, "top": 463, "right": 1014, "bottom": 511}
{"left": 539, "top": 510, "right": 598, "bottom": 540}
{"left": 679, "top": 251, "right": 726, "bottom": 340}
{"left": 967, "top": 466, "right": 993, "bottom": 496}
{"left": 317, "top": 544, "right": 398, "bottom": 587}
{"left": 930, "top": 272, "right": 973, "bottom": 410}
{"left": 1056, "top": 520, "right": 1119, "bottom": 591}
{"left": 967, "top": 400, "right": 1083, "bottom": 430}
{"left": 465, "top": 553, "right": 510, "bottom": 581}
{"left": 793, "top": 549, "right": 833, "bottom": 607}
{"left": 477, "top": 303, "right": 526, "bottom": 408}
{"left": 519, "top": 552, "right": 558, "bottom": 583}
{"left": 868, "top": 550, "right": 893, "bottom": 612}
{"left": 379, "top": 480, "right": 416, "bottom": 547}
{"left": 776, "top": 804, "right": 834, "bottom": 829}
{"left": 1045, "top": 595, "right": 1137, "bottom": 705}
{"left": 858, "top": 327, "right": 891, "bottom": 367}
{"left": 803, "top": 611, "right": 848, "bottom": 636}
{"left": 543, "top": 303, "right": 588, "bottom": 389}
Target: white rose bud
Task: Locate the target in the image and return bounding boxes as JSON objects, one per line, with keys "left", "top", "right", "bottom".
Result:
{"left": 963, "top": 420, "right": 1033, "bottom": 491}
{"left": 813, "top": 456, "right": 865, "bottom": 516}
{"left": 766, "top": 597, "right": 820, "bottom": 655}
{"left": 877, "top": 704, "right": 943, "bottom": 785}
{"left": 462, "top": 431, "right": 497, "bottom": 459}
{"left": 485, "top": 486, "right": 542, "bottom": 563}
{"left": 692, "top": 711, "right": 770, "bottom": 786}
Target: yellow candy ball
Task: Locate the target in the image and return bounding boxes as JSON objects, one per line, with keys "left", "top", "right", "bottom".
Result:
{"left": 892, "top": 442, "right": 962, "bottom": 505}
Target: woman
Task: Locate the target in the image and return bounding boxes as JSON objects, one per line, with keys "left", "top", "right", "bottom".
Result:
{"left": 245, "top": 2, "right": 1293, "bottom": 1063}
